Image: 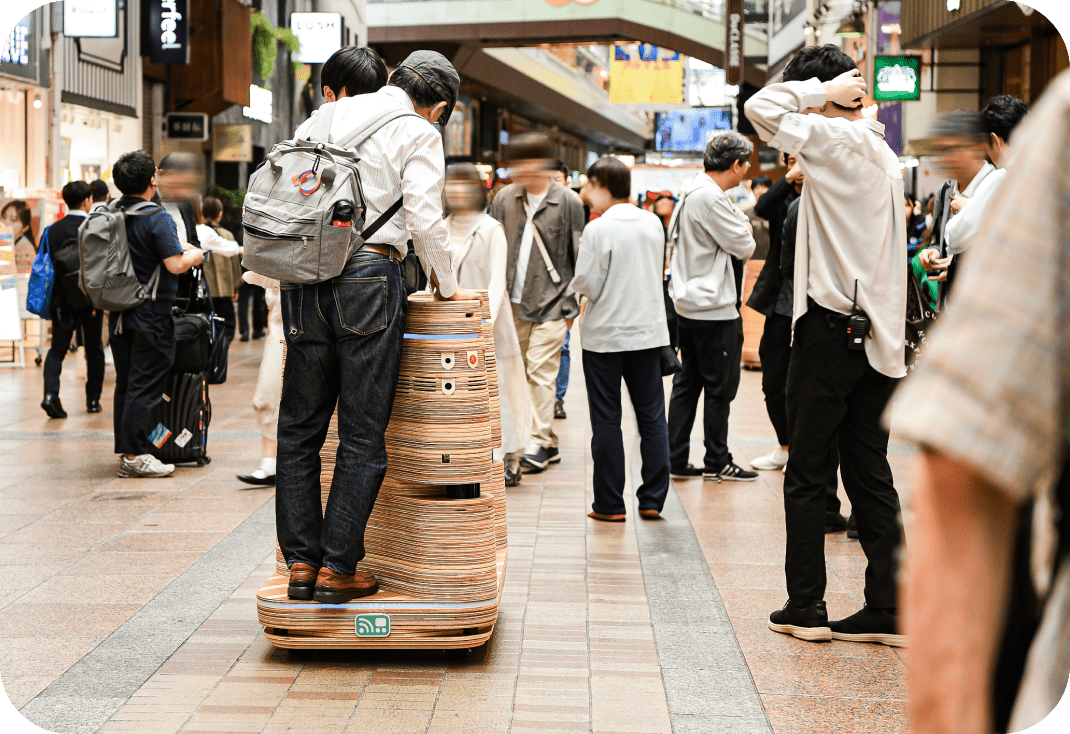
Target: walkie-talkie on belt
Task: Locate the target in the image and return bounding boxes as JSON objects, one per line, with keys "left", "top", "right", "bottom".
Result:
{"left": 847, "top": 280, "right": 870, "bottom": 351}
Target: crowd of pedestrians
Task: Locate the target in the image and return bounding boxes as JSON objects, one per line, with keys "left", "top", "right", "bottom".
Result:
{"left": 5, "top": 39, "right": 1068, "bottom": 730}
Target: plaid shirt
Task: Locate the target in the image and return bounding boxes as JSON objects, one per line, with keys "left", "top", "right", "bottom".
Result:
{"left": 888, "top": 72, "right": 1070, "bottom": 504}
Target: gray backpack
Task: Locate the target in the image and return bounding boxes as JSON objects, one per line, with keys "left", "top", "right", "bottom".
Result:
{"left": 78, "top": 200, "right": 163, "bottom": 312}
{"left": 241, "top": 103, "right": 420, "bottom": 284}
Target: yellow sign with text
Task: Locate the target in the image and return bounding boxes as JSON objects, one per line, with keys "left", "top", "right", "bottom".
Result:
{"left": 609, "top": 59, "right": 683, "bottom": 104}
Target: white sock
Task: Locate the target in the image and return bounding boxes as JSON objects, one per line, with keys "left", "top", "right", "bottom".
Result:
{"left": 260, "top": 457, "right": 276, "bottom": 476}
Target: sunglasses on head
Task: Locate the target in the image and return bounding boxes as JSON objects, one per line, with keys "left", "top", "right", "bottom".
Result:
{"left": 645, "top": 190, "right": 677, "bottom": 202}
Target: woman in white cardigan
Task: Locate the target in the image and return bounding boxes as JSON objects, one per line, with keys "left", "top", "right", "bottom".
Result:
{"left": 444, "top": 164, "right": 532, "bottom": 487}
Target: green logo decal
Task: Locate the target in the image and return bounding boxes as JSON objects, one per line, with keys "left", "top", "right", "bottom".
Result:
{"left": 355, "top": 614, "right": 390, "bottom": 637}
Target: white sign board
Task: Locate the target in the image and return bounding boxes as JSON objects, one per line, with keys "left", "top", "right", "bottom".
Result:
{"left": 290, "top": 13, "right": 342, "bottom": 64}
{"left": 243, "top": 85, "right": 273, "bottom": 124}
{"left": 64, "top": 0, "right": 119, "bottom": 39}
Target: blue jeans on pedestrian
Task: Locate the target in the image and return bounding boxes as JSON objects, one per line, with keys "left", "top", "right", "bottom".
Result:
{"left": 555, "top": 331, "right": 570, "bottom": 401}
{"left": 276, "top": 252, "right": 407, "bottom": 576}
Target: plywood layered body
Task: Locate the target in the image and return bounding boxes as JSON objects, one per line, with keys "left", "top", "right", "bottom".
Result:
{"left": 257, "top": 293, "right": 507, "bottom": 649}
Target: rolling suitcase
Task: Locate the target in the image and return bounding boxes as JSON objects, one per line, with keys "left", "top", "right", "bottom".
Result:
{"left": 148, "top": 371, "right": 212, "bottom": 466}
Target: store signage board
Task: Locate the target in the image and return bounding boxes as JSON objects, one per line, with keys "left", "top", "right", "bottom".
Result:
{"left": 143, "top": 0, "right": 190, "bottom": 65}
{"left": 166, "top": 113, "right": 209, "bottom": 141}
{"left": 610, "top": 45, "right": 683, "bottom": 105}
{"left": 290, "top": 13, "right": 342, "bottom": 64}
{"left": 874, "top": 56, "right": 922, "bottom": 102}
{"left": 947, "top": 0, "right": 961, "bottom": 10}
{"left": 213, "top": 124, "right": 254, "bottom": 162}
{"left": 64, "top": 0, "right": 119, "bottom": 39}
{"left": 725, "top": 0, "right": 745, "bottom": 87}
{"left": 1, "top": 10, "right": 45, "bottom": 85}
{"left": 243, "top": 85, "right": 273, "bottom": 124}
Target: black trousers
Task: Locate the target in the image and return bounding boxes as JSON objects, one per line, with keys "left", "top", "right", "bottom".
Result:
{"left": 212, "top": 297, "right": 236, "bottom": 343}
{"left": 759, "top": 312, "right": 792, "bottom": 446}
{"left": 237, "top": 282, "right": 266, "bottom": 336}
{"left": 109, "top": 308, "right": 176, "bottom": 456}
{"left": 783, "top": 306, "right": 901, "bottom": 609}
{"left": 582, "top": 348, "right": 670, "bottom": 516}
{"left": 44, "top": 307, "right": 105, "bottom": 401}
{"left": 667, "top": 316, "right": 737, "bottom": 472}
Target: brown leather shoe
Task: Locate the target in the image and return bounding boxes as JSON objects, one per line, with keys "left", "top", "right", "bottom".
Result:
{"left": 639, "top": 509, "right": 661, "bottom": 520}
{"left": 313, "top": 567, "right": 379, "bottom": 604}
{"left": 287, "top": 563, "right": 318, "bottom": 600}
{"left": 588, "top": 511, "right": 626, "bottom": 522}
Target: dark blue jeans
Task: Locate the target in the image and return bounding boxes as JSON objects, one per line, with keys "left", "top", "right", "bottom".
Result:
{"left": 583, "top": 348, "right": 670, "bottom": 515}
{"left": 555, "top": 331, "right": 570, "bottom": 401}
{"left": 276, "top": 252, "right": 406, "bottom": 576}
{"left": 109, "top": 307, "right": 176, "bottom": 456}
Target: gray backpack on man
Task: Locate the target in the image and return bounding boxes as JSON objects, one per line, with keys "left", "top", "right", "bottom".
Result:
{"left": 77, "top": 200, "right": 162, "bottom": 312}
{"left": 242, "top": 103, "right": 420, "bottom": 284}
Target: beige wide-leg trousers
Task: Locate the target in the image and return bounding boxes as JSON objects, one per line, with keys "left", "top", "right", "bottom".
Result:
{"left": 512, "top": 304, "right": 567, "bottom": 450}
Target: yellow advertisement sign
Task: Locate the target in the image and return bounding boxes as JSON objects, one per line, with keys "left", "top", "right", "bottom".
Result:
{"left": 609, "top": 58, "right": 683, "bottom": 104}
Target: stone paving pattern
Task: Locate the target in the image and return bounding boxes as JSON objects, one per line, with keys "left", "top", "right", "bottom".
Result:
{"left": 1, "top": 333, "right": 910, "bottom": 733}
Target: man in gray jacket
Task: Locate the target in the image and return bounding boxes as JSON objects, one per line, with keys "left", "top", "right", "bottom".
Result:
{"left": 666, "top": 132, "right": 758, "bottom": 482}
{"left": 490, "top": 134, "right": 586, "bottom": 472}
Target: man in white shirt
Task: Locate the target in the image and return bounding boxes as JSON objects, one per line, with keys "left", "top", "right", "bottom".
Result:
{"left": 489, "top": 134, "right": 586, "bottom": 473}
{"left": 277, "top": 51, "right": 483, "bottom": 605}
{"left": 916, "top": 112, "right": 996, "bottom": 306}
{"left": 745, "top": 44, "right": 907, "bottom": 647}
{"left": 942, "top": 96, "right": 1028, "bottom": 258}
{"left": 666, "top": 132, "right": 758, "bottom": 482}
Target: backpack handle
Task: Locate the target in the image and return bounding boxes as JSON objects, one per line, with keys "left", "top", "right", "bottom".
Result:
{"left": 266, "top": 141, "right": 340, "bottom": 187}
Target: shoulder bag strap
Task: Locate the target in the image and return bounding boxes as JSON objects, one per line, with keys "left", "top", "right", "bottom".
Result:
{"left": 308, "top": 103, "right": 337, "bottom": 143}
{"left": 665, "top": 194, "right": 687, "bottom": 275}
{"left": 521, "top": 197, "right": 562, "bottom": 285}
{"left": 360, "top": 197, "right": 404, "bottom": 243}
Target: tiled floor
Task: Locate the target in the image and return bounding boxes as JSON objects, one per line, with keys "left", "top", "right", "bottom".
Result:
{"left": 1, "top": 327, "right": 911, "bottom": 733}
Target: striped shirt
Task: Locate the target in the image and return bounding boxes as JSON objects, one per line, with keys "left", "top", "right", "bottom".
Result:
{"left": 295, "top": 86, "right": 458, "bottom": 297}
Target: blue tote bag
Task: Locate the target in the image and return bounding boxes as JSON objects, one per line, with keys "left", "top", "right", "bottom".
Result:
{"left": 26, "top": 228, "right": 54, "bottom": 319}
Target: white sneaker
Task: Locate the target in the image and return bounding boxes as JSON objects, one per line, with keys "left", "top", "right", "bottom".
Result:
{"left": 750, "top": 448, "right": 789, "bottom": 471}
{"left": 118, "top": 454, "right": 176, "bottom": 478}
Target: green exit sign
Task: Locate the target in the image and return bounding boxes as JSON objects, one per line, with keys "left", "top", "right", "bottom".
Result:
{"left": 355, "top": 614, "right": 390, "bottom": 637}
{"left": 874, "top": 56, "right": 922, "bottom": 102}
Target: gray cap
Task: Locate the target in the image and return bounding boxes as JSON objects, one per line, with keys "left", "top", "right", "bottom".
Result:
{"left": 397, "top": 50, "right": 460, "bottom": 128}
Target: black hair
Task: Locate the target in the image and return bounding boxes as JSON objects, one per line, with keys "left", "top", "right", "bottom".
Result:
{"left": 751, "top": 175, "right": 772, "bottom": 188}
{"left": 980, "top": 94, "right": 1028, "bottom": 144}
{"left": 389, "top": 66, "right": 447, "bottom": 109}
{"left": 586, "top": 157, "right": 631, "bottom": 200}
{"left": 113, "top": 151, "right": 157, "bottom": 196}
{"left": 552, "top": 159, "right": 569, "bottom": 177}
{"left": 1, "top": 200, "right": 26, "bottom": 219}
{"left": 321, "top": 47, "right": 388, "bottom": 98}
{"left": 703, "top": 132, "right": 753, "bottom": 172}
{"left": 62, "top": 181, "right": 92, "bottom": 210}
{"left": 158, "top": 151, "right": 203, "bottom": 174}
{"left": 929, "top": 110, "right": 986, "bottom": 143}
{"left": 506, "top": 133, "right": 555, "bottom": 163}
{"left": 89, "top": 179, "right": 109, "bottom": 202}
{"left": 202, "top": 196, "right": 224, "bottom": 221}
{"left": 783, "top": 45, "right": 860, "bottom": 110}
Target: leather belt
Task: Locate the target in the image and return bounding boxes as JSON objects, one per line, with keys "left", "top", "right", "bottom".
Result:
{"left": 361, "top": 243, "right": 402, "bottom": 261}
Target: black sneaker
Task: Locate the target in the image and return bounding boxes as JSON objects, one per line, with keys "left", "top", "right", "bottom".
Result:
{"left": 704, "top": 462, "right": 759, "bottom": 482}
{"left": 847, "top": 514, "right": 858, "bottom": 539}
{"left": 547, "top": 446, "right": 561, "bottom": 464}
{"left": 825, "top": 512, "right": 849, "bottom": 533}
{"left": 520, "top": 446, "right": 552, "bottom": 472}
{"left": 670, "top": 464, "right": 704, "bottom": 477}
{"left": 768, "top": 599, "right": 832, "bottom": 642}
{"left": 830, "top": 606, "right": 905, "bottom": 647}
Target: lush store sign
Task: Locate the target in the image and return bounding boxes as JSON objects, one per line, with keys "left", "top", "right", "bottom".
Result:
{"left": 64, "top": 0, "right": 119, "bottom": 39}
{"left": 142, "top": 0, "right": 190, "bottom": 65}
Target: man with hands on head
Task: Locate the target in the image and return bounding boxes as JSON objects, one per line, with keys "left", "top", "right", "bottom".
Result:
{"left": 745, "top": 45, "right": 907, "bottom": 647}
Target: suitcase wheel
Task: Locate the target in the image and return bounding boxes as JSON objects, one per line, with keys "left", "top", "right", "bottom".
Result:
{"left": 196, "top": 456, "right": 212, "bottom": 467}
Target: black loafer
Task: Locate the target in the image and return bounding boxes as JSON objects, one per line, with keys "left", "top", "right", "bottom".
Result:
{"left": 41, "top": 394, "right": 67, "bottom": 419}
{"left": 847, "top": 514, "right": 858, "bottom": 539}
{"left": 86, "top": 399, "right": 102, "bottom": 414}
{"left": 238, "top": 472, "right": 276, "bottom": 487}
{"left": 504, "top": 467, "right": 521, "bottom": 487}
{"left": 554, "top": 399, "right": 567, "bottom": 419}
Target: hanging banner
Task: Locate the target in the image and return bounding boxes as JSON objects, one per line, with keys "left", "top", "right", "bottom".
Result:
{"left": 142, "top": 0, "right": 190, "bottom": 65}
{"left": 725, "top": 0, "right": 745, "bottom": 86}
{"left": 610, "top": 45, "right": 683, "bottom": 105}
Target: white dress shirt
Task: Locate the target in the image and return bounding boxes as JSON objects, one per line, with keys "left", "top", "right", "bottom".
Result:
{"left": 745, "top": 78, "right": 907, "bottom": 379}
{"left": 194, "top": 223, "right": 240, "bottom": 255}
{"left": 510, "top": 191, "right": 546, "bottom": 304}
{"left": 163, "top": 202, "right": 188, "bottom": 246}
{"left": 944, "top": 162, "right": 1002, "bottom": 256}
{"left": 294, "top": 86, "right": 458, "bottom": 297}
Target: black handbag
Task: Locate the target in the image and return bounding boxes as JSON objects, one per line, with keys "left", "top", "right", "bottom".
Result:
{"left": 660, "top": 198, "right": 684, "bottom": 377}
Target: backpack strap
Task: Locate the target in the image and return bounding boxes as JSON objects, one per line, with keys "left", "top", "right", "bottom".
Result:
{"left": 334, "top": 108, "right": 423, "bottom": 150}
{"left": 360, "top": 197, "right": 404, "bottom": 243}
{"left": 123, "top": 200, "right": 163, "bottom": 217}
{"left": 145, "top": 264, "right": 162, "bottom": 303}
{"left": 307, "top": 103, "right": 337, "bottom": 143}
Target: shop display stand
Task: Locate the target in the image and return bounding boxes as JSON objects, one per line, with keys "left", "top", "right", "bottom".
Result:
{"left": 257, "top": 292, "right": 507, "bottom": 650}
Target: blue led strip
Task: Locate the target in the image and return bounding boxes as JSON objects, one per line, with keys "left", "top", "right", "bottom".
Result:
{"left": 403, "top": 333, "right": 479, "bottom": 340}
